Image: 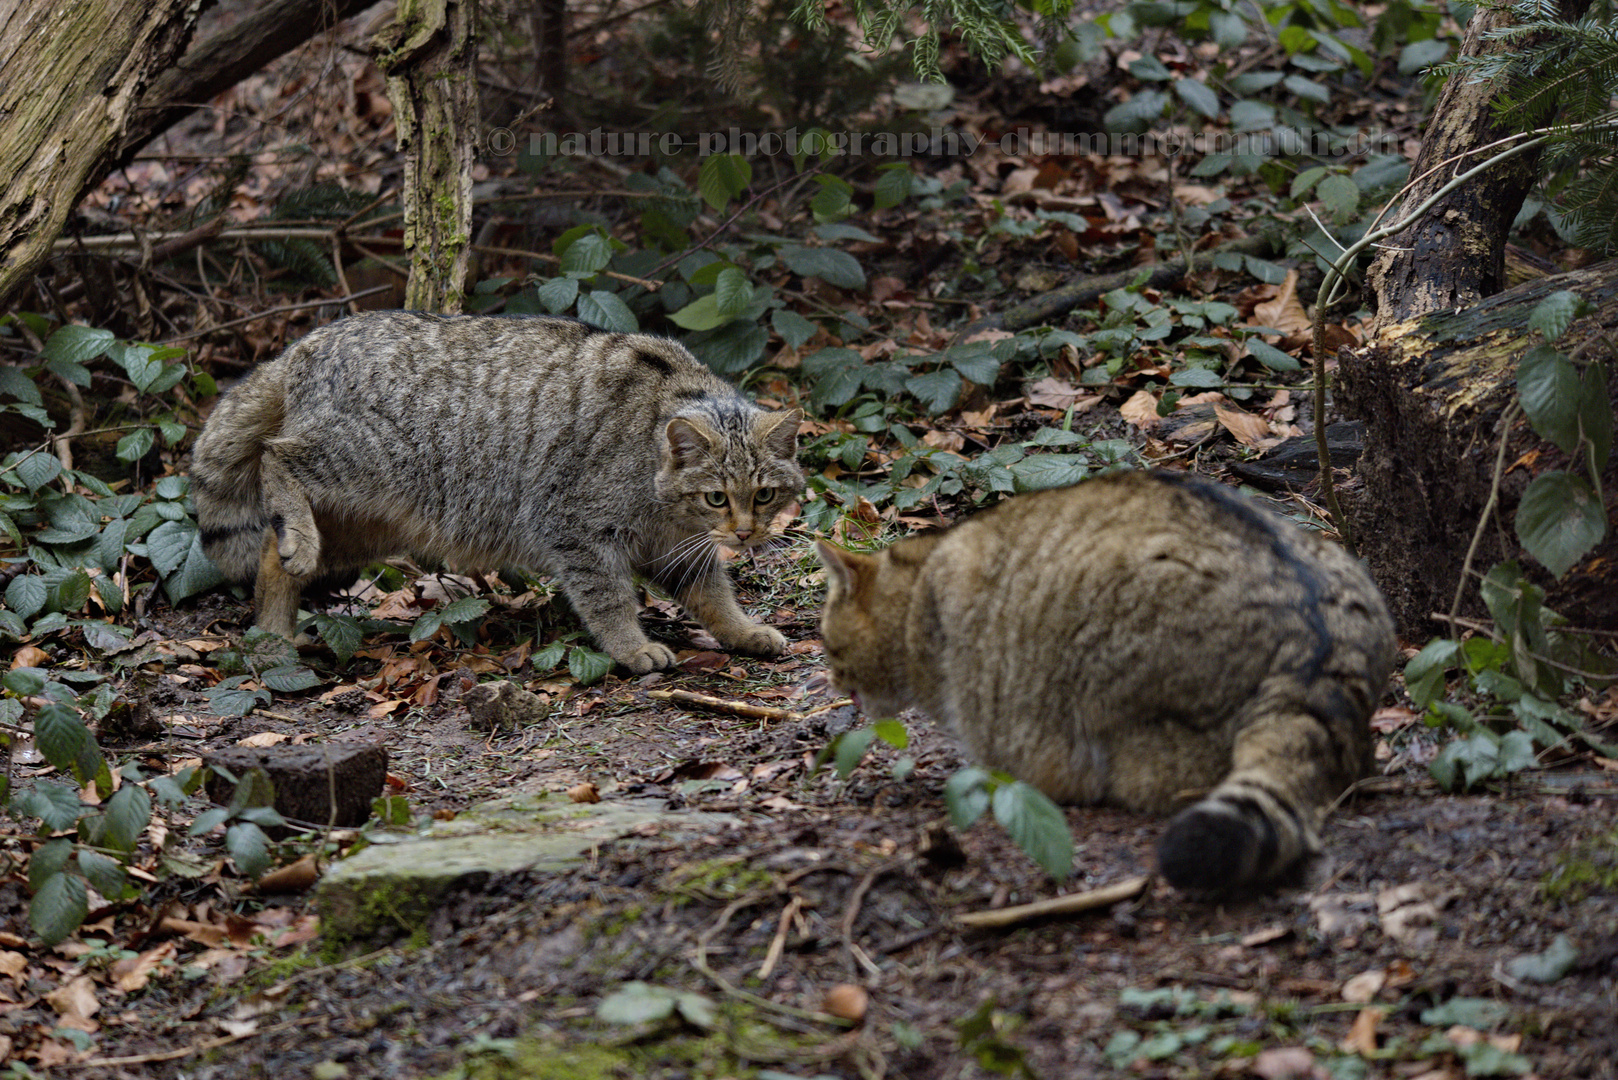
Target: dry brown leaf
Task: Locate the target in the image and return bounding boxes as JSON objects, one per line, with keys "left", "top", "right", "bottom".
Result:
{"left": 1119, "top": 389, "right": 1162, "bottom": 428}
{"left": 1214, "top": 402, "right": 1272, "bottom": 447}
{"left": 1339, "top": 1006, "right": 1385, "bottom": 1055}
{"left": 1377, "top": 882, "right": 1456, "bottom": 949}
{"left": 11, "top": 645, "right": 49, "bottom": 668}
{"left": 256, "top": 855, "right": 322, "bottom": 894}
{"left": 1241, "top": 924, "right": 1291, "bottom": 947}
{"left": 1254, "top": 270, "right": 1311, "bottom": 336}
{"left": 921, "top": 429, "right": 965, "bottom": 452}
{"left": 1309, "top": 892, "right": 1377, "bottom": 938}
{"left": 44, "top": 974, "right": 100, "bottom": 1020}
{"left": 160, "top": 917, "right": 228, "bottom": 947}
{"left": 0, "top": 950, "right": 25, "bottom": 979}
{"left": 1249, "top": 1045, "right": 1318, "bottom": 1079}
{"left": 1340, "top": 968, "right": 1386, "bottom": 1003}
{"left": 567, "top": 781, "right": 601, "bottom": 804}
{"left": 111, "top": 941, "right": 177, "bottom": 993}
{"left": 1027, "top": 377, "right": 1095, "bottom": 411}
{"left": 238, "top": 731, "right": 289, "bottom": 747}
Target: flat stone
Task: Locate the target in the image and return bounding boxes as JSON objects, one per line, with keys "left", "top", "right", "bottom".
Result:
{"left": 316, "top": 794, "right": 738, "bottom": 941}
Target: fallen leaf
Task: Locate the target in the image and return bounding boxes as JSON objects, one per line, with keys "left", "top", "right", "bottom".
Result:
{"left": 0, "top": 951, "right": 26, "bottom": 978}
{"left": 1254, "top": 270, "right": 1311, "bottom": 336}
{"left": 1341, "top": 968, "right": 1386, "bottom": 1003}
{"left": 1377, "top": 882, "right": 1456, "bottom": 949}
{"left": 10, "top": 645, "right": 49, "bottom": 668}
{"left": 238, "top": 732, "right": 289, "bottom": 748}
{"left": 1309, "top": 892, "right": 1377, "bottom": 938}
{"left": 1119, "top": 389, "right": 1162, "bottom": 428}
{"left": 1214, "top": 402, "right": 1272, "bottom": 447}
{"left": 44, "top": 974, "right": 100, "bottom": 1020}
{"left": 111, "top": 941, "right": 177, "bottom": 993}
{"left": 567, "top": 781, "right": 601, "bottom": 804}
{"left": 256, "top": 855, "right": 322, "bottom": 895}
{"left": 1241, "top": 924, "right": 1291, "bottom": 947}
{"left": 1250, "top": 1045, "right": 1317, "bottom": 1079}
{"left": 1339, "top": 1006, "right": 1384, "bottom": 1055}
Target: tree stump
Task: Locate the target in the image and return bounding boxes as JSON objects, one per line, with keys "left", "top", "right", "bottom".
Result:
{"left": 1336, "top": 260, "right": 1618, "bottom": 641}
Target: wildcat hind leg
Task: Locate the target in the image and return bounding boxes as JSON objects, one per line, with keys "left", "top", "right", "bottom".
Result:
{"left": 251, "top": 451, "right": 322, "bottom": 640}
{"left": 1155, "top": 699, "right": 1367, "bottom": 892}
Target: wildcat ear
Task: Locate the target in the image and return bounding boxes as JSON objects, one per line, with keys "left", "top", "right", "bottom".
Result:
{"left": 815, "top": 539, "right": 871, "bottom": 599}
{"left": 757, "top": 409, "right": 802, "bottom": 461}
{"left": 665, "top": 416, "right": 719, "bottom": 468}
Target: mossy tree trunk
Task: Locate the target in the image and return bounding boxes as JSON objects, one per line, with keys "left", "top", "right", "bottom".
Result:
{"left": 374, "top": 0, "right": 480, "bottom": 314}
{"left": 0, "top": 0, "right": 201, "bottom": 309}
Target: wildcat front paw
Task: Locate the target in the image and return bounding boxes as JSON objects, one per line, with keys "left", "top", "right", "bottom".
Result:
{"left": 722, "top": 623, "right": 788, "bottom": 657}
{"left": 619, "top": 641, "right": 679, "bottom": 674}
{"left": 276, "top": 531, "right": 320, "bottom": 578}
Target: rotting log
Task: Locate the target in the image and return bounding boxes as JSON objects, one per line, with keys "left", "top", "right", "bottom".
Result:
{"left": 1336, "top": 261, "right": 1618, "bottom": 641}
{"left": 373, "top": 0, "right": 480, "bottom": 313}
{"left": 0, "top": 0, "right": 201, "bottom": 309}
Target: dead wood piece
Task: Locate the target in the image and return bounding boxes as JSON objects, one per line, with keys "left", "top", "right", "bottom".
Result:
{"left": 203, "top": 742, "right": 388, "bottom": 831}
{"left": 1336, "top": 258, "right": 1618, "bottom": 637}
{"left": 1227, "top": 421, "right": 1364, "bottom": 492}
{"left": 956, "top": 875, "right": 1151, "bottom": 929}
{"left": 960, "top": 233, "right": 1278, "bottom": 337}
{"left": 647, "top": 688, "right": 799, "bottom": 721}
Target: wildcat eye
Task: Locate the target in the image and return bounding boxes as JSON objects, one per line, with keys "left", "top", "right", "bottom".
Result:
{"left": 753, "top": 488, "right": 775, "bottom": 505}
{"left": 703, "top": 491, "right": 728, "bottom": 508}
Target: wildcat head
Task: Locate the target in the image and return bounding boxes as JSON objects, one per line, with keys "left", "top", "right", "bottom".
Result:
{"left": 815, "top": 539, "right": 914, "bottom": 720}
{"left": 659, "top": 406, "right": 804, "bottom": 549}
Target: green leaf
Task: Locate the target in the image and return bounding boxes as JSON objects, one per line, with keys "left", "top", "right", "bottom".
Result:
{"left": 1243, "top": 339, "right": 1301, "bottom": 372}
{"left": 1579, "top": 361, "right": 1612, "bottom": 474}
{"left": 948, "top": 348, "right": 1001, "bottom": 386}
{"left": 713, "top": 268, "right": 751, "bottom": 318}
{"left": 535, "top": 276, "right": 579, "bottom": 314}
{"left": 834, "top": 726, "right": 877, "bottom": 778}
{"left": 906, "top": 367, "right": 962, "bottom": 414}
{"left": 409, "top": 609, "right": 444, "bottom": 642}
{"left": 991, "top": 781, "right": 1073, "bottom": 879}
{"left": 0, "top": 365, "right": 44, "bottom": 405}
{"left": 77, "top": 849, "right": 134, "bottom": 900}
{"left": 313, "top": 614, "right": 363, "bottom": 665}
{"left": 45, "top": 356, "right": 92, "bottom": 387}
{"left": 532, "top": 639, "right": 568, "bottom": 671}
{"left": 558, "top": 231, "right": 614, "bottom": 276}
{"left": 262, "top": 665, "right": 323, "bottom": 693}
{"left": 872, "top": 718, "right": 909, "bottom": 750}
{"left": 1420, "top": 997, "right": 1511, "bottom": 1029}
{"left": 1316, "top": 173, "right": 1360, "bottom": 219}
{"left": 577, "top": 290, "right": 638, "bottom": 333}
{"left": 225, "top": 821, "right": 273, "bottom": 878}
{"left": 1404, "top": 638, "right": 1460, "bottom": 709}
{"left": 771, "top": 309, "right": 816, "bottom": 349}
{"left": 3, "top": 666, "right": 47, "bottom": 696}
{"left": 810, "top": 175, "right": 853, "bottom": 220}
{"left": 697, "top": 154, "right": 751, "bottom": 212}
{"left": 944, "top": 766, "right": 991, "bottom": 829}
{"left": 669, "top": 293, "right": 731, "bottom": 332}
{"left": 1172, "top": 77, "right": 1221, "bottom": 118}
{"left": 1398, "top": 37, "right": 1451, "bottom": 75}
{"left": 1169, "top": 367, "right": 1222, "bottom": 388}
{"left": 42, "top": 324, "right": 116, "bottom": 365}
{"left": 1431, "top": 732, "right": 1500, "bottom": 792}
{"left": 438, "top": 595, "right": 492, "bottom": 626}
{"left": 779, "top": 246, "right": 866, "bottom": 291}
{"left": 163, "top": 524, "right": 227, "bottom": 604}
{"left": 102, "top": 783, "right": 152, "bottom": 854}
{"left": 1527, "top": 290, "right": 1586, "bottom": 343}
{"left": 16, "top": 450, "right": 63, "bottom": 492}
{"left": 1515, "top": 471, "right": 1606, "bottom": 579}
{"left": 568, "top": 646, "right": 614, "bottom": 686}
{"left": 1010, "top": 454, "right": 1091, "bottom": 492}
{"left": 1517, "top": 345, "right": 1582, "bottom": 456}
{"left": 34, "top": 702, "right": 98, "bottom": 779}
{"left": 17, "top": 782, "right": 84, "bottom": 832}
{"left": 872, "top": 165, "right": 912, "bottom": 210}
{"left": 1505, "top": 933, "right": 1579, "bottom": 984}
{"left": 52, "top": 568, "right": 91, "bottom": 612}
{"left": 29, "top": 867, "right": 90, "bottom": 946}
{"left": 1283, "top": 74, "right": 1330, "bottom": 103}
{"left": 1497, "top": 729, "right": 1539, "bottom": 775}
{"left": 1290, "top": 165, "right": 1328, "bottom": 199}
{"left": 1242, "top": 256, "right": 1291, "bottom": 285}
{"left": 6, "top": 570, "right": 47, "bottom": 619}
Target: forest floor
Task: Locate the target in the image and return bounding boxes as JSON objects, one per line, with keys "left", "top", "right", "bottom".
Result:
{"left": 3, "top": 0, "right": 1617, "bottom": 1078}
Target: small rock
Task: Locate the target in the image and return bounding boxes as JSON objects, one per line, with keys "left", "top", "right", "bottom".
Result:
{"left": 823, "top": 983, "right": 869, "bottom": 1023}
{"left": 464, "top": 680, "right": 550, "bottom": 732}
{"left": 203, "top": 743, "right": 388, "bottom": 832}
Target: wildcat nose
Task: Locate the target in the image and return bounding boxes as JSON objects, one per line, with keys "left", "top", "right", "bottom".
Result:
{"left": 733, "top": 529, "right": 752, "bottom": 543}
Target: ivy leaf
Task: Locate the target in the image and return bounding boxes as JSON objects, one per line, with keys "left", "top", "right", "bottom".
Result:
{"left": 1515, "top": 471, "right": 1606, "bottom": 579}
{"left": 1517, "top": 345, "right": 1582, "bottom": 456}
{"left": 991, "top": 781, "right": 1073, "bottom": 879}
{"left": 29, "top": 867, "right": 89, "bottom": 946}
{"left": 567, "top": 646, "right": 614, "bottom": 686}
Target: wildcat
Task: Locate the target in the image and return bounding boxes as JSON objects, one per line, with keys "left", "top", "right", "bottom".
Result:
{"left": 815, "top": 470, "right": 1395, "bottom": 892}
{"left": 190, "top": 311, "right": 804, "bottom": 673}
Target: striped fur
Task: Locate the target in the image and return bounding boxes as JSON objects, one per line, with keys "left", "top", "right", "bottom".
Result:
{"left": 816, "top": 471, "right": 1394, "bottom": 893}
{"left": 190, "top": 311, "right": 803, "bottom": 673}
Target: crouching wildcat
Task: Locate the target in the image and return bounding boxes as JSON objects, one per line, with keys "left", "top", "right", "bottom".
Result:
{"left": 815, "top": 470, "right": 1395, "bottom": 893}
{"left": 191, "top": 311, "right": 804, "bottom": 673}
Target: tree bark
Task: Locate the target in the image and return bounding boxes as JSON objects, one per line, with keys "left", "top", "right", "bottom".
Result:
{"left": 1365, "top": 0, "right": 1590, "bottom": 329}
{"left": 374, "top": 0, "right": 480, "bottom": 313}
{"left": 1336, "top": 260, "right": 1618, "bottom": 639}
{"left": 0, "top": 0, "right": 201, "bottom": 309}
{"left": 117, "top": 0, "right": 381, "bottom": 166}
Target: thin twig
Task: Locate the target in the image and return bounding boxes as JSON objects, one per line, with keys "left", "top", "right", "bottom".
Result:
{"left": 955, "top": 875, "right": 1151, "bottom": 929}
{"left": 1448, "top": 401, "right": 1522, "bottom": 629}
{"left": 156, "top": 286, "right": 392, "bottom": 344}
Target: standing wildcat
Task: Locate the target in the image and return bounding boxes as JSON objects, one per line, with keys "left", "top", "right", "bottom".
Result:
{"left": 191, "top": 311, "right": 804, "bottom": 673}
{"left": 816, "top": 470, "right": 1395, "bottom": 892}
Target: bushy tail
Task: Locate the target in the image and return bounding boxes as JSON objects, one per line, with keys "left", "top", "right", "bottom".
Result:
{"left": 189, "top": 364, "right": 287, "bottom": 581}
{"left": 1155, "top": 678, "right": 1376, "bottom": 892}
